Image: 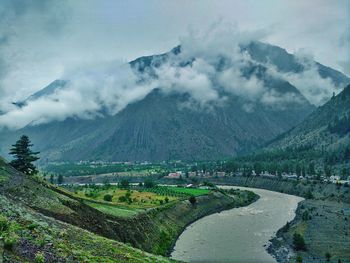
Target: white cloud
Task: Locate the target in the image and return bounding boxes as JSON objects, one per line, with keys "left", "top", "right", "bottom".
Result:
{"left": 0, "top": 23, "right": 343, "bottom": 130}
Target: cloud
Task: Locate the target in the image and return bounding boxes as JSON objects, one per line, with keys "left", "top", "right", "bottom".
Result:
{"left": 0, "top": 24, "right": 307, "bottom": 129}
{"left": 0, "top": 62, "right": 158, "bottom": 129}
{"left": 1, "top": 18, "right": 348, "bottom": 129}
{"left": 266, "top": 52, "right": 343, "bottom": 106}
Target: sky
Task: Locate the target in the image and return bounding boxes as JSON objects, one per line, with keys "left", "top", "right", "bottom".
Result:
{"left": 0, "top": 0, "right": 349, "bottom": 128}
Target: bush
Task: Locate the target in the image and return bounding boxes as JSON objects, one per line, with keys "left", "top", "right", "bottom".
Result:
{"left": 35, "top": 252, "right": 45, "bottom": 263}
{"left": 189, "top": 196, "right": 197, "bottom": 205}
{"left": 293, "top": 233, "right": 306, "bottom": 251}
{"left": 325, "top": 252, "right": 331, "bottom": 262}
{"left": 296, "top": 255, "right": 303, "bottom": 263}
{"left": 302, "top": 211, "right": 309, "bottom": 221}
{"left": 0, "top": 215, "right": 9, "bottom": 232}
{"left": 305, "top": 190, "right": 314, "bottom": 199}
{"left": 118, "top": 179, "right": 130, "bottom": 189}
{"left": 282, "top": 221, "right": 290, "bottom": 232}
{"left": 103, "top": 194, "right": 113, "bottom": 202}
{"left": 4, "top": 236, "right": 16, "bottom": 250}
{"left": 118, "top": 196, "right": 127, "bottom": 202}
{"left": 144, "top": 179, "right": 156, "bottom": 188}
{"left": 165, "top": 197, "right": 169, "bottom": 203}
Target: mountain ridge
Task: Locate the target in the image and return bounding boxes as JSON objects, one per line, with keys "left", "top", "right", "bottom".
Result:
{"left": 1, "top": 41, "right": 349, "bottom": 162}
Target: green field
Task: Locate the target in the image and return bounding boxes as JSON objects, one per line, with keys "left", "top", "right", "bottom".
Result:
{"left": 66, "top": 184, "right": 211, "bottom": 217}
{"left": 86, "top": 201, "right": 141, "bottom": 217}
{"left": 170, "top": 187, "right": 210, "bottom": 196}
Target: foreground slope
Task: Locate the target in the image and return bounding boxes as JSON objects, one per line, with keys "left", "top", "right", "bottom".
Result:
{"left": 0, "top": 158, "right": 256, "bottom": 260}
{"left": 0, "top": 158, "right": 173, "bottom": 262}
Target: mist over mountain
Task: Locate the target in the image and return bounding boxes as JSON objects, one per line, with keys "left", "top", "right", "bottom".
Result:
{"left": 0, "top": 31, "right": 349, "bottom": 161}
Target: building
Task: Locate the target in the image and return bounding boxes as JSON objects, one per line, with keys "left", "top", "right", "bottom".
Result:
{"left": 165, "top": 172, "right": 182, "bottom": 179}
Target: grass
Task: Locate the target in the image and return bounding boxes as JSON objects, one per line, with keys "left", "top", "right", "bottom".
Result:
{"left": 0, "top": 195, "right": 174, "bottom": 262}
{"left": 170, "top": 187, "right": 210, "bottom": 196}
{"left": 86, "top": 201, "right": 140, "bottom": 217}
{"left": 66, "top": 185, "right": 211, "bottom": 217}
{"left": 71, "top": 185, "right": 179, "bottom": 210}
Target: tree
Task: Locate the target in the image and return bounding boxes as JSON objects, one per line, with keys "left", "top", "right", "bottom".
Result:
{"left": 293, "top": 233, "right": 306, "bottom": 251}
{"left": 49, "top": 174, "right": 54, "bottom": 184}
{"left": 144, "top": 179, "right": 156, "bottom": 188}
{"left": 296, "top": 255, "right": 303, "bottom": 263}
{"left": 189, "top": 196, "right": 197, "bottom": 205}
{"left": 308, "top": 162, "right": 315, "bottom": 176}
{"left": 118, "top": 179, "right": 130, "bottom": 189}
{"left": 57, "top": 174, "right": 64, "bottom": 184}
{"left": 9, "top": 135, "right": 39, "bottom": 175}
{"left": 103, "top": 194, "right": 113, "bottom": 202}
{"left": 325, "top": 252, "right": 331, "bottom": 262}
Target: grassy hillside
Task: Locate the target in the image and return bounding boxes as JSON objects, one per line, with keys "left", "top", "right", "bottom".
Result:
{"left": 0, "top": 158, "right": 173, "bottom": 262}
{"left": 0, "top": 157, "right": 257, "bottom": 261}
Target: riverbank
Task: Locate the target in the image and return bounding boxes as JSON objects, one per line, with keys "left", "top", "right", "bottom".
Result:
{"left": 45, "top": 185, "right": 258, "bottom": 256}
{"left": 268, "top": 199, "right": 350, "bottom": 263}
{"left": 160, "top": 175, "right": 350, "bottom": 262}
{"left": 171, "top": 186, "right": 301, "bottom": 263}
{"left": 175, "top": 176, "right": 350, "bottom": 263}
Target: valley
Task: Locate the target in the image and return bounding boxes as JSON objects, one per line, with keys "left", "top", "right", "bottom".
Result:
{"left": 0, "top": 3, "right": 349, "bottom": 262}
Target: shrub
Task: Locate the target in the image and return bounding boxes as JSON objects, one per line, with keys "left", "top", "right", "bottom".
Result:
{"left": 35, "top": 252, "right": 45, "bottom": 263}
{"left": 305, "top": 190, "right": 314, "bottom": 199}
{"left": 302, "top": 211, "right": 309, "bottom": 221}
{"left": 283, "top": 221, "right": 290, "bottom": 232}
{"left": 118, "top": 179, "right": 130, "bottom": 189}
{"left": 189, "top": 196, "right": 197, "bottom": 205}
{"left": 293, "top": 233, "right": 306, "bottom": 251}
{"left": 118, "top": 196, "right": 127, "bottom": 202}
{"left": 103, "top": 194, "right": 113, "bottom": 202}
{"left": 325, "top": 252, "right": 331, "bottom": 262}
{"left": 4, "top": 236, "right": 16, "bottom": 250}
{"left": 165, "top": 197, "right": 169, "bottom": 203}
{"left": 144, "top": 179, "right": 156, "bottom": 188}
{"left": 0, "top": 215, "right": 9, "bottom": 232}
{"left": 27, "top": 223, "right": 39, "bottom": 230}
{"left": 296, "top": 255, "right": 303, "bottom": 263}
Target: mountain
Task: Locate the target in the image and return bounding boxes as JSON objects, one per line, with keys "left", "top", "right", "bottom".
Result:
{"left": 267, "top": 84, "right": 350, "bottom": 152}
{"left": 1, "top": 41, "right": 349, "bottom": 162}
{"left": 244, "top": 42, "right": 349, "bottom": 86}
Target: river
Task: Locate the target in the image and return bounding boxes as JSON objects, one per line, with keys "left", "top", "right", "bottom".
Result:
{"left": 171, "top": 186, "right": 303, "bottom": 263}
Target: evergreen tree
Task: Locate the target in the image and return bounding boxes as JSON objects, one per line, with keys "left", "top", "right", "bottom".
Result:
{"left": 9, "top": 135, "right": 39, "bottom": 175}
{"left": 49, "top": 174, "right": 55, "bottom": 184}
{"left": 57, "top": 174, "right": 64, "bottom": 184}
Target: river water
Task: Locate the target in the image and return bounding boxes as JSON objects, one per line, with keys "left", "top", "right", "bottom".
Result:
{"left": 171, "top": 186, "right": 303, "bottom": 263}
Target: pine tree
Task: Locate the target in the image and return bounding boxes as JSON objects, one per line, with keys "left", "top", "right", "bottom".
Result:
{"left": 9, "top": 135, "right": 40, "bottom": 175}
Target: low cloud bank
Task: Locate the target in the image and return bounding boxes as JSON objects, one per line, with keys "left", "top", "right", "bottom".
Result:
{"left": 0, "top": 26, "right": 345, "bottom": 130}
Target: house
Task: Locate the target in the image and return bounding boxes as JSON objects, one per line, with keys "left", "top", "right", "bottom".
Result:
{"left": 188, "top": 172, "right": 197, "bottom": 178}
{"left": 216, "top": 171, "right": 226, "bottom": 177}
{"left": 330, "top": 175, "right": 341, "bottom": 183}
{"left": 165, "top": 172, "right": 182, "bottom": 179}
{"left": 282, "top": 173, "right": 298, "bottom": 180}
